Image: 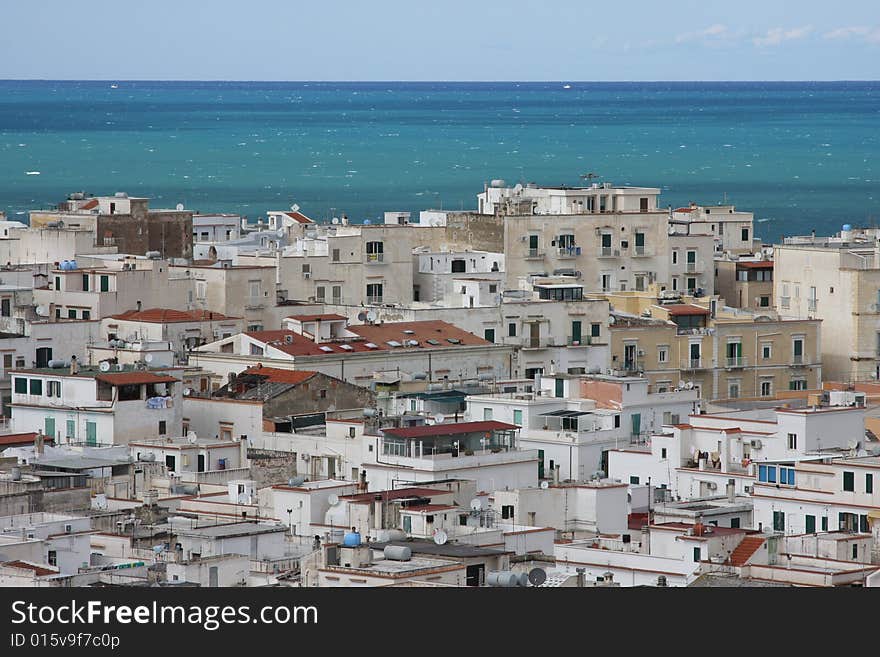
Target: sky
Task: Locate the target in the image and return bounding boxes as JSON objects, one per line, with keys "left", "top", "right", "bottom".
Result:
{"left": 1, "top": 1, "right": 879, "bottom": 80}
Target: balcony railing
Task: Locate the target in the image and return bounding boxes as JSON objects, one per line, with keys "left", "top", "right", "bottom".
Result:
{"left": 685, "top": 260, "right": 703, "bottom": 273}
{"left": 366, "top": 253, "right": 385, "bottom": 263}
{"left": 567, "top": 335, "right": 594, "bottom": 346}
{"left": 366, "top": 296, "right": 383, "bottom": 305}
{"left": 598, "top": 246, "right": 615, "bottom": 257}
{"left": 681, "top": 358, "right": 706, "bottom": 370}
{"left": 807, "top": 299, "right": 817, "bottom": 312}
{"left": 791, "top": 354, "right": 805, "bottom": 366}
{"left": 525, "top": 248, "right": 544, "bottom": 259}
{"left": 557, "top": 246, "right": 581, "bottom": 258}
{"left": 633, "top": 244, "right": 648, "bottom": 256}
{"left": 725, "top": 356, "right": 747, "bottom": 368}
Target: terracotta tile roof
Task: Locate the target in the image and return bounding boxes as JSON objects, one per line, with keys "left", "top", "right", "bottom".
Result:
{"left": 95, "top": 372, "right": 178, "bottom": 386}
{"left": 729, "top": 536, "right": 765, "bottom": 566}
{"left": 3, "top": 560, "right": 58, "bottom": 576}
{"left": 287, "top": 314, "right": 348, "bottom": 323}
{"left": 382, "top": 421, "right": 518, "bottom": 439}
{"left": 400, "top": 504, "right": 459, "bottom": 513}
{"left": 665, "top": 304, "right": 710, "bottom": 316}
{"left": 339, "top": 487, "right": 444, "bottom": 504}
{"left": 674, "top": 207, "right": 696, "bottom": 213}
{"left": 284, "top": 211, "right": 314, "bottom": 224}
{"left": 239, "top": 366, "right": 317, "bottom": 385}
{"left": 736, "top": 261, "right": 773, "bottom": 269}
{"left": 246, "top": 320, "right": 489, "bottom": 357}
{"left": 112, "top": 308, "right": 238, "bottom": 323}
{"left": 80, "top": 199, "right": 99, "bottom": 210}
{"left": 0, "top": 432, "right": 51, "bottom": 447}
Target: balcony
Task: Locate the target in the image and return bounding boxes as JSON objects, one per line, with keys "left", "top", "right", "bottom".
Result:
{"left": 790, "top": 354, "right": 806, "bottom": 367}
{"left": 365, "top": 253, "right": 385, "bottom": 264}
{"left": 244, "top": 297, "right": 265, "bottom": 310}
{"left": 567, "top": 335, "right": 594, "bottom": 346}
{"left": 807, "top": 299, "right": 817, "bottom": 312}
{"left": 557, "top": 246, "right": 581, "bottom": 259}
{"left": 779, "top": 296, "right": 790, "bottom": 309}
{"left": 632, "top": 244, "right": 649, "bottom": 257}
{"left": 685, "top": 260, "right": 704, "bottom": 273}
{"left": 725, "top": 356, "right": 747, "bottom": 369}
{"left": 681, "top": 358, "right": 707, "bottom": 370}
{"left": 366, "top": 296, "right": 383, "bottom": 305}
{"left": 598, "top": 247, "right": 617, "bottom": 258}
{"left": 524, "top": 248, "right": 545, "bottom": 260}
{"left": 621, "top": 359, "right": 642, "bottom": 375}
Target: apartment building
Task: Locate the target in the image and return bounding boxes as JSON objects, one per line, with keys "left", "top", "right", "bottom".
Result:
{"left": 606, "top": 290, "right": 821, "bottom": 400}
{"left": 412, "top": 248, "right": 504, "bottom": 305}
{"left": 774, "top": 227, "right": 880, "bottom": 382}
{"left": 715, "top": 257, "right": 774, "bottom": 310}
{"left": 486, "top": 181, "right": 716, "bottom": 295}
{"left": 671, "top": 203, "right": 757, "bottom": 255}
{"left": 10, "top": 362, "right": 184, "bottom": 446}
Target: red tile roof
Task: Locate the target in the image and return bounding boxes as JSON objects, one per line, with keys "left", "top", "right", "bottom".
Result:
{"left": 95, "top": 372, "right": 179, "bottom": 386}
{"left": 340, "top": 487, "right": 446, "bottom": 504}
{"left": 239, "top": 366, "right": 317, "bottom": 385}
{"left": 112, "top": 308, "right": 238, "bottom": 323}
{"left": 80, "top": 199, "right": 99, "bottom": 210}
{"left": 673, "top": 207, "right": 696, "bottom": 213}
{"left": 3, "top": 561, "right": 58, "bottom": 576}
{"left": 665, "top": 304, "right": 710, "bottom": 316}
{"left": 736, "top": 261, "right": 773, "bottom": 270}
{"left": 729, "top": 536, "right": 765, "bottom": 566}
{"left": 0, "top": 432, "right": 50, "bottom": 447}
{"left": 284, "top": 211, "right": 314, "bottom": 224}
{"left": 400, "top": 504, "right": 459, "bottom": 513}
{"left": 382, "top": 421, "right": 518, "bottom": 439}
{"left": 246, "top": 320, "right": 489, "bottom": 357}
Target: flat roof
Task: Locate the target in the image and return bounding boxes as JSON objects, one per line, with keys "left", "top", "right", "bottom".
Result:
{"left": 178, "top": 522, "right": 285, "bottom": 539}
{"left": 368, "top": 539, "right": 508, "bottom": 558}
{"left": 381, "top": 421, "right": 518, "bottom": 439}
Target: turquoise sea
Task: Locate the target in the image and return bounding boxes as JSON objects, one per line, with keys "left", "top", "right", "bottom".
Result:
{"left": 1, "top": 80, "right": 879, "bottom": 242}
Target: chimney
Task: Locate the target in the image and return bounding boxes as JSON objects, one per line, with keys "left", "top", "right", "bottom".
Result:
{"left": 70, "top": 354, "right": 78, "bottom": 376}
{"left": 373, "top": 495, "right": 384, "bottom": 531}
{"left": 726, "top": 478, "right": 736, "bottom": 503}
{"left": 238, "top": 434, "right": 248, "bottom": 465}
{"left": 358, "top": 469, "right": 368, "bottom": 492}
{"left": 136, "top": 300, "right": 142, "bottom": 313}
{"left": 34, "top": 432, "right": 45, "bottom": 456}
{"left": 576, "top": 567, "right": 586, "bottom": 588}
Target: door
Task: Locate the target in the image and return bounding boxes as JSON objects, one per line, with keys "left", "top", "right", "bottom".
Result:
{"left": 571, "top": 321, "right": 582, "bottom": 344}
{"left": 86, "top": 421, "right": 97, "bottom": 446}
{"left": 631, "top": 413, "right": 641, "bottom": 438}
{"left": 44, "top": 417, "right": 55, "bottom": 441}
{"left": 689, "top": 342, "right": 701, "bottom": 367}
{"left": 529, "top": 322, "right": 540, "bottom": 348}
{"left": 66, "top": 420, "right": 75, "bottom": 441}
{"left": 465, "top": 564, "right": 485, "bottom": 587}
{"left": 36, "top": 347, "right": 53, "bottom": 369}
{"left": 805, "top": 515, "right": 816, "bottom": 534}
{"left": 528, "top": 234, "right": 538, "bottom": 254}
{"left": 793, "top": 339, "right": 804, "bottom": 363}
{"left": 197, "top": 454, "right": 205, "bottom": 472}
{"left": 537, "top": 449, "right": 545, "bottom": 479}
{"left": 555, "top": 378, "right": 564, "bottom": 398}
{"left": 624, "top": 344, "right": 636, "bottom": 370}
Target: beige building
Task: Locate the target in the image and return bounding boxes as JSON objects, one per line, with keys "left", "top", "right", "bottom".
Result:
{"left": 490, "top": 182, "right": 716, "bottom": 295}
{"left": 606, "top": 289, "right": 821, "bottom": 400}
{"left": 774, "top": 228, "right": 880, "bottom": 382}
{"left": 715, "top": 258, "right": 774, "bottom": 310}
{"left": 671, "top": 203, "right": 758, "bottom": 255}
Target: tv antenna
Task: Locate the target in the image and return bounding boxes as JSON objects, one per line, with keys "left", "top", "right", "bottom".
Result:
{"left": 580, "top": 172, "right": 600, "bottom": 183}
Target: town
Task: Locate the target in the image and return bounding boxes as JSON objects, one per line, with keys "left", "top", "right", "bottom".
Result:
{"left": 0, "top": 180, "right": 878, "bottom": 588}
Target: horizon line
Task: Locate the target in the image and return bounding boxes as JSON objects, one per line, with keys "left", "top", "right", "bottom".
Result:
{"left": 1, "top": 78, "right": 880, "bottom": 84}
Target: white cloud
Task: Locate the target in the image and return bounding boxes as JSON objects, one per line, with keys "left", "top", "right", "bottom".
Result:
{"left": 823, "top": 26, "right": 880, "bottom": 43}
{"left": 752, "top": 26, "right": 813, "bottom": 48}
{"left": 674, "top": 24, "right": 729, "bottom": 44}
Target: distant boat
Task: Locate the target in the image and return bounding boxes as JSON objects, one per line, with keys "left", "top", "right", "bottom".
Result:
{"left": 110, "top": 84, "right": 119, "bottom": 89}
{"left": 562, "top": 84, "right": 572, "bottom": 89}
{"left": 25, "top": 171, "right": 40, "bottom": 175}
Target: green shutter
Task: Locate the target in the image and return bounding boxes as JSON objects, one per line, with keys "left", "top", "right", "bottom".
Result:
{"left": 805, "top": 515, "right": 816, "bottom": 534}
{"left": 44, "top": 418, "right": 55, "bottom": 440}
{"left": 86, "top": 421, "right": 97, "bottom": 446}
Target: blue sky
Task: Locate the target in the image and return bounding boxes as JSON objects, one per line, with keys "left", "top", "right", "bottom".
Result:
{"left": 1, "top": 1, "right": 879, "bottom": 80}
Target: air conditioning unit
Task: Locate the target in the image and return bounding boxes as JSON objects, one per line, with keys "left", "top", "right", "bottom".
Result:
{"left": 637, "top": 350, "right": 645, "bottom": 357}
{"left": 64, "top": 524, "right": 72, "bottom": 533}
{"left": 705, "top": 482, "right": 717, "bottom": 491}
{"left": 301, "top": 454, "right": 310, "bottom": 461}
{"left": 744, "top": 485, "right": 752, "bottom": 494}
{"left": 303, "top": 272, "right": 311, "bottom": 279}
{"left": 750, "top": 439, "right": 763, "bottom": 449}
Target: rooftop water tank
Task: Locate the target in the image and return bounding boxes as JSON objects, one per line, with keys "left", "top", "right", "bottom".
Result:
{"left": 487, "top": 571, "right": 520, "bottom": 587}
{"left": 383, "top": 545, "right": 412, "bottom": 561}
{"left": 843, "top": 224, "right": 852, "bottom": 232}
{"left": 343, "top": 531, "right": 361, "bottom": 547}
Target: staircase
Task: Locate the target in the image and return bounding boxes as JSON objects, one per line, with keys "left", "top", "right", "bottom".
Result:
{"left": 729, "top": 536, "right": 764, "bottom": 566}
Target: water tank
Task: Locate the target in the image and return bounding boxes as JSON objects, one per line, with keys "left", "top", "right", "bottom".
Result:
{"left": 487, "top": 571, "right": 520, "bottom": 587}
{"left": 48, "top": 359, "right": 70, "bottom": 368}
{"left": 288, "top": 475, "right": 307, "bottom": 487}
{"left": 490, "top": 179, "right": 506, "bottom": 187}
{"left": 374, "top": 528, "right": 407, "bottom": 542}
{"left": 843, "top": 224, "right": 852, "bottom": 232}
{"left": 145, "top": 251, "right": 161, "bottom": 259}
{"left": 383, "top": 545, "right": 412, "bottom": 561}
{"left": 343, "top": 531, "right": 361, "bottom": 547}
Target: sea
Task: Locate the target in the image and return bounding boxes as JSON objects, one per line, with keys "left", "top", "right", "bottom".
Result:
{"left": 1, "top": 80, "right": 879, "bottom": 243}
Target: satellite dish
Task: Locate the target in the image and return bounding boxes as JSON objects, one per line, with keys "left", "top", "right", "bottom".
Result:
{"left": 366, "top": 310, "right": 378, "bottom": 323}
{"left": 470, "top": 498, "right": 482, "bottom": 512}
{"left": 328, "top": 493, "right": 339, "bottom": 506}
{"left": 433, "top": 529, "right": 448, "bottom": 546}
{"left": 183, "top": 388, "right": 192, "bottom": 396}
{"left": 331, "top": 217, "right": 340, "bottom": 225}
{"left": 99, "top": 361, "right": 111, "bottom": 372}
{"left": 435, "top": 413, "right": 445, "bottom": 424}
{"left": 237, "top": 492, "right": 250, "bottom": 505}
{"left": 290, "top": 204, "right": 300, "bottom": 212}
{"left": 176, "top": 203, "right": 184, "bottom": 211}
{"left": 678, "top": 380, "right": 686, "bottom": 389}
{"left": 357, "top": 312, "right": 367, "bottom": 322}
{"left": 35, "top": 305, "right": 49, "bottom": 317}
{"left": 186, "top": 431, "right": 198, "bottom": 444}
{"left": 144, "top": 353, "right": 153, "bottom": 363}
{"left": 528, "top": 567, "right": 547, "bottom": 586}
{"left": 540, "top": 480, "right": 550, "bottom": 489}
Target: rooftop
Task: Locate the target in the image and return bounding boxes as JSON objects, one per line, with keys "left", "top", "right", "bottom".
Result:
{"left": 381, "top": 421, "right": 518, "bottom": 440}
{"left": 177, "top": 522, "right": 286, "bottom": 539}
{"left": 111, "top": 308, "right": 239, "bottom": 323}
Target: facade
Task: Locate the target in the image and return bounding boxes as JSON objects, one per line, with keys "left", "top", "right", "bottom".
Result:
{"left": 671, "top": 203, "right": 758, "bottom": 255}
{"left": 714, "top": 258, "right": 774, "bottom": 311}
{"left": 607, "top": 290, "right": 822, "bottom": 400}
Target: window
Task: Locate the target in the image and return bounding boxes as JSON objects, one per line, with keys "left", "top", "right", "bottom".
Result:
{"left": 332, "top": 248, "right": 340, "bottom": 262}
{"left": 29, "top": 379, "right": 43, "bottom": 396}
{"left": 555, "top": 378, "right": 564, "bottom": 398}
{"left": 82, "top": 273, "right": 89, "bottom": 291}
{"left": 158, "top": 421, "right": 166, "bottom": 435}
{"left": 727, "top": 380, "right": 740, "bottom": 399}
{"left": 761, "top": 343, "right": 772, "bottom": 360}
{"left": 508, "top": 322, "right": 517, "bottom": 337}
{"left": 47, "top": 381, "right": 61, "bottom": 397}
{"left": 365, "top": 241, "right": 384, "bottom": 262}
{"left": 316, "top": 287, "right": 325, "bottom": 301}
{"left": 483, "top": 408, "right": 493, "bottom": 421}
{"left": 661, "top": 448, "right": 667, "bottom": 459}
{"left": 571, "top": 320, "right": 582, "bottom": 343}
{"left": 614, "top": 415, "right": 620, "bottom": 428}
{"left": 760, "top": 380, "right": 772, "bottom": 397}
{"left": 693, "top": 547, "right": 701, "bottom": 562}
{"left": 82, "top": 310, "right": 90, "bottom": 320}
{"left": 805, "top": 515, "right": 816, "bottom": 534}
{"left": 759, "top": 296, "right": 770, "bottom": 307}
{"left": 853, "top": 543, "right": 859, "bottom": 560}
{"left": 773, "top": 510, "right": 785, "bottom": 532}
{"left": 843, "top": 471, "right": 854, "bottom": 492}
{"left": 730, "top": 517, "right": 741, "bottom": 529}
{"left": 787, "top": 433, "right": 797, "bottom": 450}
{"left": 100, "top": 275, "right": 109, "bottom": 292}
{"left": 319, "top": 389, "right": 327, "bottom": 399}
{"left": 658, "top": 346, "right": 668, "bottom": 363}
{"left": 779, "top": 467, "right": 796, "bottom": 485}
{"left": 821, "top": 517, "right": 828, "bottom": 531}
{"left": 630, "top": 476, "right": 640, "bottom": 485}
{"left": 758, "top": 465, "right": 778, "bottom": 483}
{"left": 741, "top": 227, "right": 749, "bottom": 242}
{"left": 792, "top": 337, "right": 804, "bottom": 364}
{"left": 591, "top": 323, "right": 601, "bottom": 338}
{"left": 68, "top": 309, "right": 76, "bottom": 319}
{"left": 14, "top": 378, "right": 27, "bottom": 394}
{"left": 513, "top": 409, "right": 523, "bottom": 426}
{"left": 3, "top": 354, "right": 11, "bottom": 369}
{"left": 165, "top": 455, "right": 176, "bottom": 471}
{"left": 789, "top": 379, "right": 807, "bottom": 391}
{"left": 54, "top": 276, "right": 61, "bottom": 291}
{"left": 672, "top": 251, "right": 678, "bottom": 265}
{"left": 501, "top": 505, "right": 514, "bottom": 520}
{"left": 48, "top": 550, "right": 57, "bottom": 567}
{"left": 860, "top": 514, "right": 869, "bottom": 533}
{"left": 366, "top": 283, "right": 383, "bottom": 304}
{"left": 332, "top": 286, "right": 341, "bottom": 303}
{"left": 484, "top": 328, "right": 495, "bottom": 343}
{"left": 867, "top": 473, "right": 873, "bottom": 494}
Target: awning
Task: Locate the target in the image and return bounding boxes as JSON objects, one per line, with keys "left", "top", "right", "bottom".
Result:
{"left": 538, "top": 410, "right": 590, "bottom": 418}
